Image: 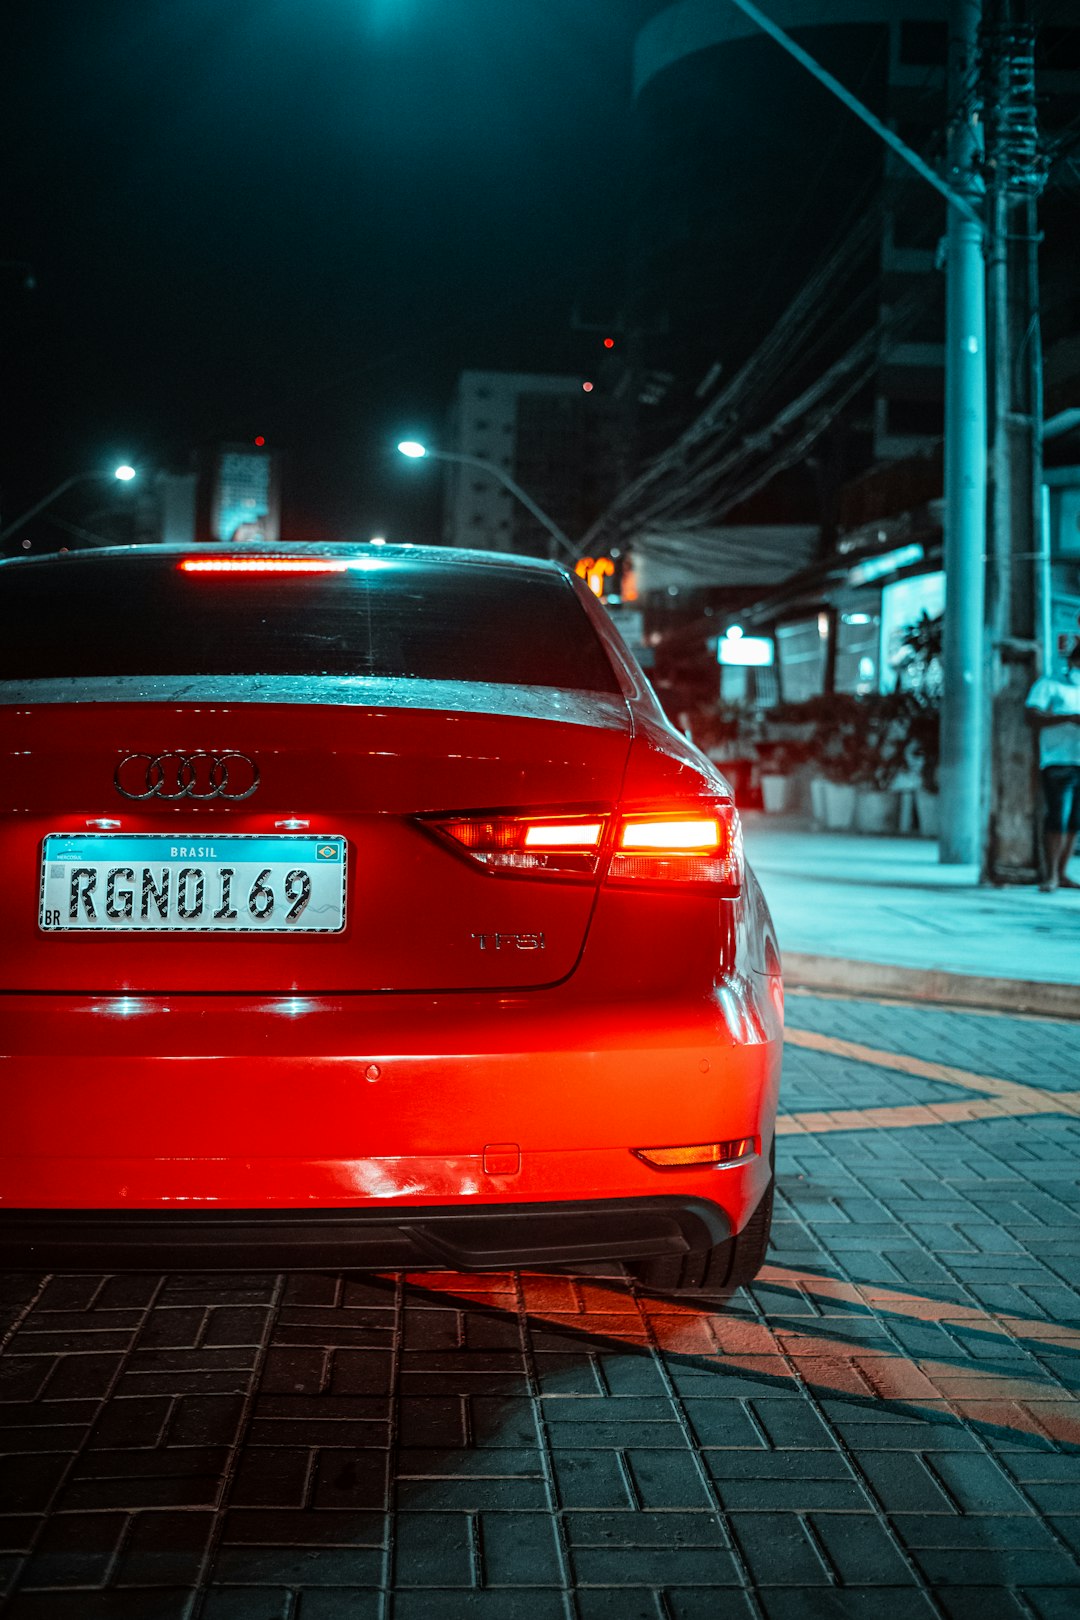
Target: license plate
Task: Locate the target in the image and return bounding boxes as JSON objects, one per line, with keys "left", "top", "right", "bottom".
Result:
{"left": 40, "top": 834, "right": 347, "bottom": 933}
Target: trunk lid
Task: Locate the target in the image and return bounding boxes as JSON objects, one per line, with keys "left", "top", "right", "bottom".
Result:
{"left": 0, "top": 678, "right": 632, "bottom": 993}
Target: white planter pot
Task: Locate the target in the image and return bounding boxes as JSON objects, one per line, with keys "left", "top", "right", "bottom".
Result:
{"left": 854, "top": 788, "right": 901, "bottom": 834}
{"left": 822, "top": 781, "right": 856, "bottom": 830}
{"left": 916, "top": 789, "right": 940, "bottom": 838}
{"left": 761, "top": 774, "right": 792, "bottom": 814}
{"left": 809, "top": 775, "right": 828, "bottom": 825}
{"left": 897, "top": 789, "right": 916, "bottom": 834}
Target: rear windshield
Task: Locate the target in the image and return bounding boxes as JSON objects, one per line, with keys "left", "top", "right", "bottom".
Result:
{"left": 0, "top": 552, "right": 621, "bottom": 693}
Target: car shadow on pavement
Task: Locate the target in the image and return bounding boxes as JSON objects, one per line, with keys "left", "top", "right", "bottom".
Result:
{"left": 2, "top": 1260, "right": 1079, "bottom": 1613}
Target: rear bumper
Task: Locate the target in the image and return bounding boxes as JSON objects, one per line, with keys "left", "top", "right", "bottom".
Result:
{"left": 0, "top": 1196, "right": 732, "bottom": 1272}
{"left": 0, "top": 983, "right": 782, "bottom": 1242}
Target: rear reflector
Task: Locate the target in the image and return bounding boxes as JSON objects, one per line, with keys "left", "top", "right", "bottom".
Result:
{"left": 634, "top": 1137, "right": 758, "bottom": 1169}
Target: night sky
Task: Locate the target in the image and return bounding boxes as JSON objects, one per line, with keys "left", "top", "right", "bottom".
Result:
{"left": 3, "top": 0, "right": 657, "bottom": 543}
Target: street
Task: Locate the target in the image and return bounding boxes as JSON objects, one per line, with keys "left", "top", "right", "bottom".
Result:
{"left": 2, "top": 990, "right": 1079, "bottom": 1616}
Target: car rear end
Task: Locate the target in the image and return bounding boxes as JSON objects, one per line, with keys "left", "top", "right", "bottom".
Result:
{"left": 0, "top": 543, "right": 782, "bottom": 1276}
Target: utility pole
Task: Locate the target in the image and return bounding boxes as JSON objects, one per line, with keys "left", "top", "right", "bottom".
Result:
{"left": 939, "top": 0, "right": 988, "bottom": 865}
{"left": 981, "top": 0, "right": 1047, "bottom": 883}
{"left": 722, "top": 0, "right": 989, "bottom": 867}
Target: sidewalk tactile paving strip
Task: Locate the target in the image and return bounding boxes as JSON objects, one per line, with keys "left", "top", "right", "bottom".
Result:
{"left": 2, "top": 995, "right": 1080, "bottom": 1615}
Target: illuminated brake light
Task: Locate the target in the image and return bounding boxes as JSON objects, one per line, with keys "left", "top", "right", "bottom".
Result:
{"left": 431, "top": 815, "right": 606, "bottom": 877}
{"left": 179, "top": 558, "right": 350, "bottom": 574}
{"left": 620, "top": 817, "right": 720, "bottom": 851}
{"left": 634, "top": 1137, "right": 758, "bottom": 1169}
{"left": 426, "top": 804, "right": 742, "bottom": 892}
{"left": 524, "top": 822, "right": 603, "bottom": 849}
{"left": 609, "top": 806, "right": 743, "bottom": 893}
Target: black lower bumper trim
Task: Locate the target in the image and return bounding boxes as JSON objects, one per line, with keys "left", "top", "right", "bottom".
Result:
{"left": 0, "top": 1197, "right": 732, "bottom": 1272}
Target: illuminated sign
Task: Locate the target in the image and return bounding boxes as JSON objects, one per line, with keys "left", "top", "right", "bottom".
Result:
{"left": 718, "top": 635, "right": 774, "bottom": 667}
{"left": 575, "top": 556, "right": 615, "bottom": 598}
{"left": 880, "top": 569, "right": 945, "bottom": 687}
{"left": 210, "top": 446, "right": 280, "bottom": 544}
{"left": 847, "top": 543, "right": 923, "bottom": 586}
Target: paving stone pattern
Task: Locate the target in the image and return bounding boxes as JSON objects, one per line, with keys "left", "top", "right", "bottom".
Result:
{"left": 2, "top": 995, "right": 1080, "bottom": 1617}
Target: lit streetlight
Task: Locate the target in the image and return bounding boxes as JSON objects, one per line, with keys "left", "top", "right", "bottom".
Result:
{"left": 0, "top": 465, "right": 139, "bottom": 546}
{"left": 396, "top": 440, "right": 575, "bottom": 559}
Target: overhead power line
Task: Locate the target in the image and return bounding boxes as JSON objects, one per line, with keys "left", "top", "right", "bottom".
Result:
{"left": 623, "top": 270, "right": 934, "bottom": 549}
{"left": 580, "top": 207, "right": 885, "bottom": 551}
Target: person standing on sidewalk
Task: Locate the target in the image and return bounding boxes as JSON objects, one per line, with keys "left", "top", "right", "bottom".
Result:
{"left": 1026, "top": 638, "right": 1080, "bottom": 891}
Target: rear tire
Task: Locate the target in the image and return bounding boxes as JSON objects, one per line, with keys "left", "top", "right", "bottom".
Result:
{"left": 629, "top": 1153, "right": 774, "bottom": 1296}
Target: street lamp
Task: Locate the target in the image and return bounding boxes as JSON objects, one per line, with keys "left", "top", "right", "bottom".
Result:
{"left": 395, "top": 439, "right": 576, "bottom": 559}
{"left": 0, "top": 465, "right": 139, "bottom": 546}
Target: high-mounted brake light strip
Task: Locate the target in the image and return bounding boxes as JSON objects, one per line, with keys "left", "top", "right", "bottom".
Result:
{"left": 179, "top": 558, "right": 351, "bottom": 574}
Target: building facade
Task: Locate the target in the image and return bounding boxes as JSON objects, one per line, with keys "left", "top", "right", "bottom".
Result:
{"left": 442, "top": 370, "right": 603, "bottom": 558}
{"left": 619, "top": 0, "right": 1080, "bottom": 711}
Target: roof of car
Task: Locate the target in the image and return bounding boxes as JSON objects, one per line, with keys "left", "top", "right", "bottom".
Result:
{"left": 0, "top": 540, "right": 570, "bottom": 576}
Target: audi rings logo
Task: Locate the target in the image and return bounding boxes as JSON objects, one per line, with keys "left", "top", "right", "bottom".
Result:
{"left": 114, "top": 752, "right": 260, "bottom": 801}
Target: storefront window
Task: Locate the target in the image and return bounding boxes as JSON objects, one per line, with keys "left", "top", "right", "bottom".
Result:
{"left": 834, "top": 608, "right": 880, "bottom": 695}
{"left": 880, "top": 571, "right": 945, "bottom": 691}
{"left": 775, "top": 618, "right": 828, "bottom": 702}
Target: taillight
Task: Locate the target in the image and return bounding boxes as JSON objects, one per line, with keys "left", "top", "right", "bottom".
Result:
{"left": 433, "top": 815, "right": 607, "bottom": 876}
{"left": 427, "top": 803, "right": 742, "bottom": 893}
{"left": 609, "top": 807, "right": 743, "bottom": 894}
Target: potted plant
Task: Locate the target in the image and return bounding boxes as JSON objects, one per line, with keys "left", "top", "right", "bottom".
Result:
{"left": 850, "top": 692, "right": 915, "bottom": 833}
{"left": 907, "top": 695, "right": 940, "bottom": 836}
{"left": 896, "top": 613, "right": 942, "bottom": 837}
{"left": 755, "top": 738, "right": 810, "bottom": 813}
{"left": 752, "top": 701, "right": 818, "bottom": 818}
{"left": 696, "top": 702, "right": 758, "bottom": 807}
{"left": 807, "top": 695, "right": 862, "bottom": 829}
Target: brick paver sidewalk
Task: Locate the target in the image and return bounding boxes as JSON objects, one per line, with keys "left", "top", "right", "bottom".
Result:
{"left": 2, "top": 994, "right": 1079, "bottom": 1617}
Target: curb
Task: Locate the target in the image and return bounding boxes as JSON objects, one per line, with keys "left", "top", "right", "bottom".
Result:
{"left": 783, "top": 951, "right": 1080, "bottom": 1020}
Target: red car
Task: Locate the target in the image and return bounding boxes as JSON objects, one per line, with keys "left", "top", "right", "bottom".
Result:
{"left": 0, "top": 542, "right": 782, "bottom": 1290}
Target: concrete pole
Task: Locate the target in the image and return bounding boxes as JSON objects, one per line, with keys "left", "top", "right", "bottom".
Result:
{"left": 981, "top": 0, "right": 1044, "bottom": 884}
{"left": 724, "top": 0, "right": 982, "bottom": 226}
{"left": 939, "top": 0, "right": 987, "bottom": 865}
{"left": 1037, "top": 481, "right": 1052, "bottom": 672}
{"left": 717, "top": 0, "right": 986, "bottom": 864}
